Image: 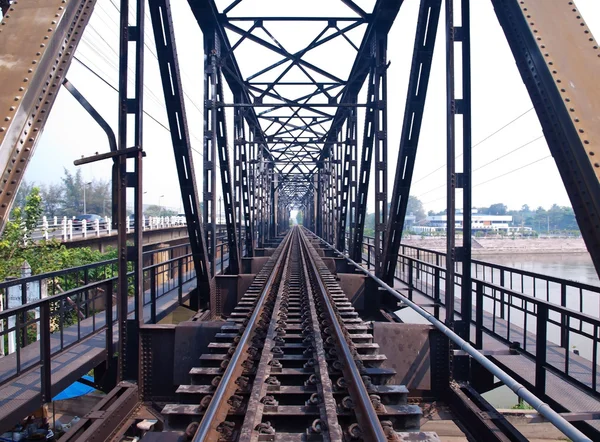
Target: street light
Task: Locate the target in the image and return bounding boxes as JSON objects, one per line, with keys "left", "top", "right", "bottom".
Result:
{"left": 219, "top": 196, "right": 223, "bottom": 224}
{"left": 158, "top": 195, "right": 164, "bottom": 216}
{"left": 83, "top": 181, "right": 92, "bottom": 214}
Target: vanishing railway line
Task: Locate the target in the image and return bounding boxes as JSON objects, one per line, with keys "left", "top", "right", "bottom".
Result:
{"left": 162, "top": 227, "right": 422, "bottom": 441}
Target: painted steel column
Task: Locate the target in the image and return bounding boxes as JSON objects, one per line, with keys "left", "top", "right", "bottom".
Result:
{"left": 336, "top": 103, "right": 357, "bottom": 252}
{"left": 381, "top": 0, "right": 442, "bottom": 284}
{"left": 459, "top": 0, "right": 473, "bottom": 344}
{"left": 351, "top": 66, "right": 376, "bottom": 262}
{"left": 445, "top": 0, "right": 473, "bottom": 345}
{"left": 214, "top": 68, "right": 240, "bottom": 274}
{"left": 117, "top": 0, "right": 144, "bottom": 382}
{"left": 148, "top": 0, "right": 211, "bottom": 310}
{"left": 203, "top": 32, "right": 218, "bottom": 276}
{"left": 374, "top": 34, "right": 388, "bottom": 275}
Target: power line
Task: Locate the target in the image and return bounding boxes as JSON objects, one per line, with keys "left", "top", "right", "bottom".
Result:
{"left": 422, "top": 155, "right": 552, "bottom": 206}
{"left": 416, "top": 134, "right": 544, "bottom": 198}
{"left": 72, "top": 56, "right": 206, "bottom": 159}
{"left": 412, "top": 107, "right": 535, "bottom": 185}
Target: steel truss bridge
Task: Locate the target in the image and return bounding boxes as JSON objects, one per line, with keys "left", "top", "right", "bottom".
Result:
{"left": 0, "top": 0, "right": 600, "bottom": 440}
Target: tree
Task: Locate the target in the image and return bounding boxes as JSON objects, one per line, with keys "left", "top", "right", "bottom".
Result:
{"left": 406, "top": 196, "right": 426, "bottom": 221}
{"left": 40, "top": 183, "right": 63, "bottom": 218}
{"left": 145, "top": 204, "right": 176, "bottom": 217}
{"left": 12, "top": 181, "right": 36, "bottom": 214}
{"left": 60, "top": 168, "right": 84, "bottom": 215}
{"left": 0, "top": 186, "right": 116, "bottom": 280}
{"left": 488, "top": 203, "right": 508, "bottom": 215}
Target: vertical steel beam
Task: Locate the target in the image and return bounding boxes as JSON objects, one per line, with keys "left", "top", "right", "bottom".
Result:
{"left": 233, "top": 96, "right": 243, "bottom": 257}
{"left": 117, "top": 0, "right": 144, "bottom": 382}
{"left": 381, "top": 0, "right": 442, "bottom": 284}
{"left": 215, "top": 67, "right": 240, "bottom": 274}
{"left": 351, "top": 67, "right": 376, "bottom": 262}
{"left": 374, "top": 34, "right": 388, "bottom": 275}
{"left": 459, "top": 0, "right": 473, "bottom": 344}
{"left": 204, "top": 32, "right": 218, "bottom": 276}
{"left": 336, "top": 103, "right": 357, "bottom": 252}
{"left": 148, "top": 0, "right": 211, "bottom": 310}
{"left": 316, "top": 165, "right": 323, "bottom": 237}
{"left": 445, "top": 0, "right": 472, "bottom": 347}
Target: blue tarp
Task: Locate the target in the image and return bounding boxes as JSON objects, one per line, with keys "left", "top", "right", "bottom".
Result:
{"left": 52, "top": 375, "right": 95, "bottom": 401}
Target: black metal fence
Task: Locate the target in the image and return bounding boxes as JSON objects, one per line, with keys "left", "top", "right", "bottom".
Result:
{"left": 0, "top": 244, "right": 196, "bottom": 400}
{"left": 355, "top": 235, "right": 600, "bottom": 398}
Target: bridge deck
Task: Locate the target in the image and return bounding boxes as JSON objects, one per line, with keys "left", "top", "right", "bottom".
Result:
{"left": 0, "top": 278, "right": 196, "bottom": 433}
{"left": 392, "top": 278, "right": 600, "bottom": 433}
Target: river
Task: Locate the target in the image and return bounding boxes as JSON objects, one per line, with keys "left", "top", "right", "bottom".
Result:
{"left": 479, "top": 253, "right": 599, "bottom": 408}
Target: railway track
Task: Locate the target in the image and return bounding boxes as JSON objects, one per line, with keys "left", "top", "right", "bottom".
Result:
{"left": 161, "top": 227, "right": 424, "bottom": 441}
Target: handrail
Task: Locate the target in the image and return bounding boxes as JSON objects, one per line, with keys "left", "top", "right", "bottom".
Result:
{"left": 319, "top": 234, "right": 591, "bottom": 442}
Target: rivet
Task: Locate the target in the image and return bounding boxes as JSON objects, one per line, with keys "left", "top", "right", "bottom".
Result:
{"left": 9, "top": 106, "right": 15, "bottom": 111}
{"left": 47, "top": 28, "right": 53, "bottom": 32}
{"left": 52, "top": 21, "right": 57, "bottom": 24}
{"left": 36, "top": 52, "right": 41, "bottom": 56}
{"left": 0, "top": 128, "right": 5, "bottom": 132}
{"left": 14, "top": 96, "right": 20, "bottom": 101}
{"left": 32, "top": 60, "right": 37, "bottom": 64}
{"left": 40, "top": 44, "right": 45, "bottom": 48}
{"left": 4, "top": 117, "right": 10, "bottom": 121}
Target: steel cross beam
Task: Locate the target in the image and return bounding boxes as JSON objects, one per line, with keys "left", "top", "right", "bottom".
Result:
{"left": 321, "top": 0, "right": 405, "bottom": 161}
{"left": 148, "top": 0, "right": 212, "bottom": 310}
{"left": 381, "top": 0, "right": 441, "bottom": 284}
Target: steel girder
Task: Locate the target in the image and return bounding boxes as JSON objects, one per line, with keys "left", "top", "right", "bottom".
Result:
{"left": 492, "top": 0, "right": 600, "bottom": 279}
{"left": 0, "top": 0, "right": 96, "bottom": 234}
{"left": 185, "top": 0, "right": 404, "bottom": 245}
{"left": 381, "top": 0, "right": 441, "bottom": 284}
{"left": 148, "top": 0, "right": 212, "bottom": 309}
{"left": 116, "top": 0, "right": 145, "bottom": 382}
{"left": 351, "top": 66, "right": 376, "bottom": 262}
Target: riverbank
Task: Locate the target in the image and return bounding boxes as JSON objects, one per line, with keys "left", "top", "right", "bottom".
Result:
{"left": 401, "top": 237, "right": 587, "bottom": 255}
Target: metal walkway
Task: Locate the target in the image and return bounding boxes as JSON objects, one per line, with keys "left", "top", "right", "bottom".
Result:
{"left": 0, "top": 277, "right": 196, "bottom": 433}
{"left": 394, "top": 278, "right": 600, "bottom": 434}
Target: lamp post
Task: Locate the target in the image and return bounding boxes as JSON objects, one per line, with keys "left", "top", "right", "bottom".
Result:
{"left": 83, "top": 181, "right": 92, "bottom": 214}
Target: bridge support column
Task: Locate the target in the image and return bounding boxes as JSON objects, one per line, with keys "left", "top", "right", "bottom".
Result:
{"left": 445, "top": 0, "right": 473, "bottom": 380}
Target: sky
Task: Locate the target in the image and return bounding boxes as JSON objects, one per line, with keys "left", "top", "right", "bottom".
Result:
{"left": 20, "top": 0, "right": 600, "bottom": 215}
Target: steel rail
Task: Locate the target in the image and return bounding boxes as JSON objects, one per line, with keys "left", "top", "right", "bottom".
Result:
{"left": 193, "top": 231, "right": 294, "bottom": 441}
{"left": 314, "top": 233, "right": 592, "bottom": 442}
{"left": 298, "top": 229, "right": 388, "bottom": 441}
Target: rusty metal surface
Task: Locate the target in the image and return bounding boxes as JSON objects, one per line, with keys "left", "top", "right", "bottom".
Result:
{"left": 0, "top": 0, "right": 96, "bottom": 232}
{"left": 514, "top": 1, "right": 599, "bottom": 177}
{"left": 60, "top": 382, "right": 139, "bottom": 442}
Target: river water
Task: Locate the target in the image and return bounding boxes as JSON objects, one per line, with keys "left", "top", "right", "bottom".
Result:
{"left": 397, "top": 252, "right": 600, "bottom": 408}
{"left": 479, "top": 253, "right": 599, "bottom": 408}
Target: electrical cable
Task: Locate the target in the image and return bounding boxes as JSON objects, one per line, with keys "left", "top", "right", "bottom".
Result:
{"left": 416, "top": 134, "right": 544, "bottom": 198}
{"left": 422, "top": 155, "right": 552, "bottom": 205}
{"left": 412, "top": 107, "right": 535, "bottom": 185}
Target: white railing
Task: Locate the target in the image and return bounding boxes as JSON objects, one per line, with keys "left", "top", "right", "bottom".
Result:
{"left": 28, "top": 215, "right": 187, "bottom": 242}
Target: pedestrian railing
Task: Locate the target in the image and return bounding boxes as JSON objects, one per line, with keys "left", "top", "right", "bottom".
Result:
{"left": 353, "top": 234, "right": 600, "bottom": 398}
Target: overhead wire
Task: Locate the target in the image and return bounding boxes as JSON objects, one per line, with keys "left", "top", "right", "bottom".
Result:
{"left": 411, "top": 107, "right": 535, "bottom": 186}
{"left": 422, "top": 155, "right": 553, "bottom": 206}
{"left": 416, "top": 134, "right": 544, "bottom": 198}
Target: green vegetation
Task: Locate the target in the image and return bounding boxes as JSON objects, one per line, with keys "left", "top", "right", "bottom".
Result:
{"left": 511, "top": 400, "right": 534, "bottom": 410}
{"left": 1, "top": 186, "right": 117, "bottom": 281}
{"left": 14, "top": 168, "right": 111, "bottom": 218}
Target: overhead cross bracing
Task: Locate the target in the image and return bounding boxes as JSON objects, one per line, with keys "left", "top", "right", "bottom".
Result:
{"left": 188, "top": 0, "right": 390, "bottom": 204}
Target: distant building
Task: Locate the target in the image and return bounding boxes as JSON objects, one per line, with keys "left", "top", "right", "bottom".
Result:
{"left": 426, "top": 214, "right": 513, "bottom": 232}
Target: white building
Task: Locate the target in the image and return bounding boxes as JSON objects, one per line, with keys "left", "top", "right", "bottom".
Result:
{"left": 426, "top": 214, "right": 513, "bottom": 232}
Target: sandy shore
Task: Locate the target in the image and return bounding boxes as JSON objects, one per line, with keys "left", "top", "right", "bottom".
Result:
{"left": 401, "top": 237, "right": 587, "bottom": 255}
